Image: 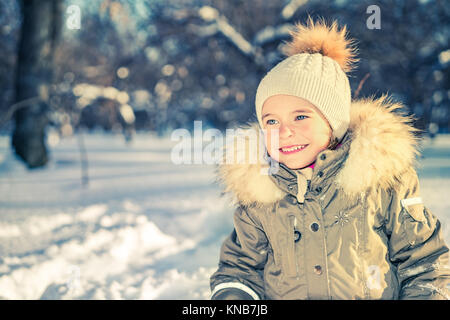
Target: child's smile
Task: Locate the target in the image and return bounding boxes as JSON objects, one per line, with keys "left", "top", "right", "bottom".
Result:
{"left": 279, "top": 144, "right": 308, "bottom": 154}
{"left": 261, "top": 94, "right": 332, "bottom": 169}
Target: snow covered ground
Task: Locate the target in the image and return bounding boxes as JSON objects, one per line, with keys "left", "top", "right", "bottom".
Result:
{"left": 0, "top": 130, "right": 449, "bottom": 300}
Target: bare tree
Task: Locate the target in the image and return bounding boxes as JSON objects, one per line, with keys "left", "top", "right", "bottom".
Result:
{"left": 12, "top": 0, "right": 62, "bottom": 168}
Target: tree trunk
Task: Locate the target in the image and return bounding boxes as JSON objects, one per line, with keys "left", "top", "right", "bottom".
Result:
{"left": 12, "top": 0, "right": 62, "bottom": 168}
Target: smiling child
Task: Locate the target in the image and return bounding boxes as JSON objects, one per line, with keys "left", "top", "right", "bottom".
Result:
{"left": 210, "top": 17, "right": 450, "bottom": 300}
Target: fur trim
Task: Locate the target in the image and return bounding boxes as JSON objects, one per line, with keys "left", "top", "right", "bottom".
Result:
{"left": 215, "top": 123, "right": 285, "bottom": 207}
{"left": 217, "top": 94, "right": 422, "bottom": 206}
{"left": 334, "top": 94, "right": 422, "bottom": 195}
{"left": 282, "top": 16, "right": 358, "bottom": 73}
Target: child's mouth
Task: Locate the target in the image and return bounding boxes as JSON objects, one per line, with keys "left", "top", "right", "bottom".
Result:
{"left": 279, "top": 144, "right": 308, "bottom": 155}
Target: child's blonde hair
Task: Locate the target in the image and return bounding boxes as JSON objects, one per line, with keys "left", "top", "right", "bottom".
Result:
{"left": 327, "top": 134, "right": 340, "bottom": 150}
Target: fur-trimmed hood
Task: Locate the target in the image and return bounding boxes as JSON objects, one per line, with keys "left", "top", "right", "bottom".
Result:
{"left": 216, "top": 95, "right": 423, "bottom": 206}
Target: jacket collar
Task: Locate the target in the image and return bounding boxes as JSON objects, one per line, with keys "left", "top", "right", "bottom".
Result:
{"left": 216, "top": 95, "right": 422, "bottom": 207}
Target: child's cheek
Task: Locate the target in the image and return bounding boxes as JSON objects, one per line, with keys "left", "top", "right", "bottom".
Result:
{"left": 295, "top": 121, "right": 315, "bottom": 144}
{"left": 298, "top": 120, "right": 310, "bottom": 129}
{"left": 313, "top": 122, "right": 333, "bottom": 147}
{"left": 264, "top": 131, "right": 280, "bottom": 161}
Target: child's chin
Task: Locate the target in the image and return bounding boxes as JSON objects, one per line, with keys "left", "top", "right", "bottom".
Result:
{"left": 268, "top": 151, "right": 312, "bottom": 169}
{"left": 279, "top": 157, "right": 309, "bottom": 170}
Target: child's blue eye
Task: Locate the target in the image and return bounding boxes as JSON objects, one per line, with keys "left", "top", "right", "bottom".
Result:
{"left": 296, "top": 115, "right": 308, "bottom": 120}
{"left": 266, "top": 119, "right": 278, "bottom": 125}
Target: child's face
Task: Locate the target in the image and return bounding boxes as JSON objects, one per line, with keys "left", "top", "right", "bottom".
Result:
{"left": 262, "top": 94, "right": 332, "bottom": 169}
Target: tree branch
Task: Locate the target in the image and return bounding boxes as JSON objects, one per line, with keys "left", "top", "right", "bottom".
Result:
{"left": 0, "top": 96, "right": 42, "bottom": 128}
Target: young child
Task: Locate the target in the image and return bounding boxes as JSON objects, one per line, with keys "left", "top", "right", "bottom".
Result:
{"left": 210, "top": 17, "right": 450, "bottom": 300}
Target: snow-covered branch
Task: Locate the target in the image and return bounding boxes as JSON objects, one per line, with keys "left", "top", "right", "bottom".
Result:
{"left": 198, "top": 6, "right": 256, "bottom": 58}
{"left": 253, "top": 24, "right": 293, "bottom": 47}
{"left": 195, "top": 6, "right": 297, "bottom": 67}
{"left": 165, "top": 4, "right": 306, "bottom": 67}
{"left": 281, "top": 0, "right": 309, "bottom": 20}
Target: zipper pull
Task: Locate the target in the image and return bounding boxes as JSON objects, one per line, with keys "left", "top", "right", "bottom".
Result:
{"left": 292, "top": 216, "right": 301, "bottom": 242}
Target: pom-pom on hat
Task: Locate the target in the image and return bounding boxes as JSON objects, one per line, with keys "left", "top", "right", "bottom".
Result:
{"left": 255, "top": 16, "right": 359, "bottom": 142}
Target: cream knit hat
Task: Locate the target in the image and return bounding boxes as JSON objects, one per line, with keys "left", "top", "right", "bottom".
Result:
{"left": 255, "top": 17, "right": 358, "bottom": 142}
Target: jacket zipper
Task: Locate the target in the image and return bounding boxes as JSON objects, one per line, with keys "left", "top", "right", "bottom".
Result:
{"left": 290, "top": 215, "right": 300, "bottom": 280}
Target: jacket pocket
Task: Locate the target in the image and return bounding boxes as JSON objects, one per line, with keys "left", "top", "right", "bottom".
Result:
{"left": 400, "top": 199, "right": 436, "bottom": 247}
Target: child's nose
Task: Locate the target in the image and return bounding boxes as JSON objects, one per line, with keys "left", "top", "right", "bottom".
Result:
{"left": 279, "top": 124, "right": 293, "bottom": 139}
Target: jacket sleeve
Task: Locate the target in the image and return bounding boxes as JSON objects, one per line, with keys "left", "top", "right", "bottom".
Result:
{"left": 384, "top": 168, "right": 450, "bottom": 299}
{"left": 210, "top": 205, "right": 269, "bottom": 300}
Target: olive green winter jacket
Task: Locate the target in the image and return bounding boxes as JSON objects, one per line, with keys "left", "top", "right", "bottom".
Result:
{"left": 210, "top": 96, "right": 450, "bottom": 300}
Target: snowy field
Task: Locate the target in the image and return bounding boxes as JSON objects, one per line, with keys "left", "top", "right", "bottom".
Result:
{"left": 0, "top": 130, "right": 449, "bottom": 300}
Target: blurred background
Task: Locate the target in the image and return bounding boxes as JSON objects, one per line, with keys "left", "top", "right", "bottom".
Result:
{"left": 0, "top": 0, "right": 449, "bottom": 300}
{"left": 0, "top": 0, "right": 449, "bottom": 168}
